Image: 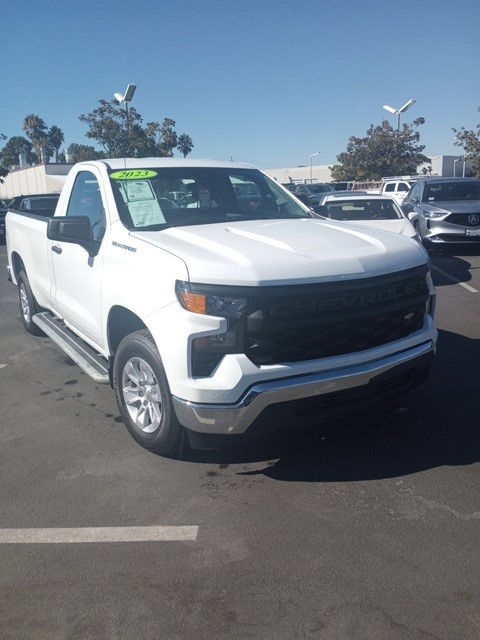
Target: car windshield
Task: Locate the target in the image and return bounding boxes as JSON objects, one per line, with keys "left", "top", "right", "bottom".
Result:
{"left": 324, "top": 199, "right": 403, "bottom": 221}
{"left": 109, "top": 167, "right": 310, "bottom": 230}
{"left": 423, "top": 181, "right": 480, "bottom": 202}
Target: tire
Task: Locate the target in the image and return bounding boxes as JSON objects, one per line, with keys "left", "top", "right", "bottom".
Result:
{"left": 17, "top": 270, "right": 45, "bottom": 336}
{"left": 113, "top": 330, "right": 185, "bottom": 456}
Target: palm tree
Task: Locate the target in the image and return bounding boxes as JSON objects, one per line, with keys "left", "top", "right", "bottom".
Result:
{"left": 177, "top": 134, "right": 194, "bottom": 158}
{"left": 48, "top": 125, "right": 65, "bottom": 162}
{"left": 22, "top": 114, "right": 48, "bottom": 163}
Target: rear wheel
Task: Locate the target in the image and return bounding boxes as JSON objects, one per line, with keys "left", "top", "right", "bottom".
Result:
{"left": 113, "top": 330, "right": 185, "bottom": 456}
{"left": 17, "top": 270, "right": 44, "bottom": 336}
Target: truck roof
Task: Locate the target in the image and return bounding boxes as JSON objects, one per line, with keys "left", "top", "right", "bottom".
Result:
{"left": 82, "top": 158, "right": 256, "bottom": 171}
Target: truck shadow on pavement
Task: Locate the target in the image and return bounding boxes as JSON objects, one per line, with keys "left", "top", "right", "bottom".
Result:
{"left": 431, "top": 253, "right": 478, "bottom": 287}
{"left": 187, "top": 329, "right": 480, "bottom": 482}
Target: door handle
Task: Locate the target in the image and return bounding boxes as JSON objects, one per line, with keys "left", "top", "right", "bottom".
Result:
{"left": 52, "top": 245, "right": 62, "bottom": 254}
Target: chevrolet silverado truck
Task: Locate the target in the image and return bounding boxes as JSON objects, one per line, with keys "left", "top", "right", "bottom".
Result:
{"left": 6, "top": 158, "right": 437, "bottom": 456}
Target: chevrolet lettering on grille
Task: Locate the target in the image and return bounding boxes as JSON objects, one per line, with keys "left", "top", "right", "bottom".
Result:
{"left": 272, "top": 281, "right": 425, "bottom": 316}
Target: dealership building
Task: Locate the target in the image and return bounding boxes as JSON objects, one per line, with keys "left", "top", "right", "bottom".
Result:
{"left": 263, "top": 155, "right": 474, "bottom": 185}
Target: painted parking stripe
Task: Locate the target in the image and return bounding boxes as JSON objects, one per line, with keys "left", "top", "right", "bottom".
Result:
{"left": 0, "top": 526, "right": 198, "bottom": 544}
{"left": 431, "top": 265, "right": 479, "bottom": 293}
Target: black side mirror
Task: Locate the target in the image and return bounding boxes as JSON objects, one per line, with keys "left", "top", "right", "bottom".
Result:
{"left": 48, "top": 216, "right": 99, "bottom": 257}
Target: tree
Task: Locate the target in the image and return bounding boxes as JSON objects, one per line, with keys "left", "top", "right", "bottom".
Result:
{"left": 452, "top": 107, "right": 480, "bottom": 178}
{"left": 0, "top": 136, "right": 37, "bottom": 168}
{"left": 79, "top": 100, "right": 193, "bottom": 158}
{"left": 177, "top": 133, "right": 194, "bottom": 158}
{"left": 62, "top": 143, "right": 103, "bottom": 163}
{"left": 330, "top": 118, "right": 430, "bottom": 182}
{"left": 48, "top": 125, "right": 65, "bottom": 162}
{"left": 22, "top": 114, "right": 49, "bottom": 162}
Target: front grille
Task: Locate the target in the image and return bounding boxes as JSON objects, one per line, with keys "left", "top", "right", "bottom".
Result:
{"left": 244, "top": 266, "right": 429, "bottom": 366}
{"left": 446, "top": 213, "right": 480, "bottom": 226}
{"left": 434, "top": 234, "right": 480, "bottom": 242}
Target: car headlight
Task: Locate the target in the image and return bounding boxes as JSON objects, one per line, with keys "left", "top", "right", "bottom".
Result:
{"left": 176, "top": 281, "right": 248, "bottom": 377}
{"left": 422, "top": 209, "right": 445, "bottom": 219}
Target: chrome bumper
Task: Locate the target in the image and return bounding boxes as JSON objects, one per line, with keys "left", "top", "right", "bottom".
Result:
{"left": 172, "top": 341, "right": 435, "bottom": 435}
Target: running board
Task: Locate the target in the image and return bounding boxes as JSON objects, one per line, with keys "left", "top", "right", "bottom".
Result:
{"left": 32, "top": 312, "right": 110, "bottom": 384}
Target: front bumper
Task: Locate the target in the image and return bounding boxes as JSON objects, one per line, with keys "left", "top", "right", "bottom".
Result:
{"left": 422, "top": 218, "right": 480, "bottom": 244}
{"left": 172, "top": 340, "right": 435, "bottom": 435}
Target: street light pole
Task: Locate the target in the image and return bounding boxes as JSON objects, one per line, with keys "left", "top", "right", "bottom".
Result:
{"left": 114, "top": 84, "right": 137, "bottom": 154}
{"left": 382, "top": 99, "right": 416, "bottom": 133}
{"left": 309, "top": 152, "right": 320, "bottom": 183}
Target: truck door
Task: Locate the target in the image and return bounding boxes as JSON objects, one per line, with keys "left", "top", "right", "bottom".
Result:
{"left": 50, "top": 170, "right": 106, "bottom": 347}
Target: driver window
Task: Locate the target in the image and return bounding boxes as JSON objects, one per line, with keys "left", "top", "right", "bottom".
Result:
{"left": 66, "top": 171, "right": 106, "bottom": 241}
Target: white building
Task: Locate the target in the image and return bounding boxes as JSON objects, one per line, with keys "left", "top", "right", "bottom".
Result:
{"left": 263, "top": 155, "right": 474, "bottom": 185}
{"left": 0, "top": 163, "right": 72, "bottom": 200}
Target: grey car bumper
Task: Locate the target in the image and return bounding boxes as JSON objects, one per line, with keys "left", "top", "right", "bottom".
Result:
{"left": 172, "top": 341, "right": 435, "bottom": 435}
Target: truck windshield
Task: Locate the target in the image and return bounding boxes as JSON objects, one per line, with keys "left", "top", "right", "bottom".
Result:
{"left": 109, "top": 167, "right": 310, "bottom": 230}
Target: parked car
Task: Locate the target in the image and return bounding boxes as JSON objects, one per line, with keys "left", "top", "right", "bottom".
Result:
{"left": 8, "top": 193, "right": 61, "bottom": 216}
{"left": 401, "top": 177, "right": 480, "bottom": 250}
{"left": 378, "top": 177, "right": 422, "bottom": 204}
{"left": 316, "top": 190, "right": 369, "bottom": 205}
{"left": 314, "top": 194, "right": 421, "bottom": 243}
{"left": 282, "top": 183, "right": 334, "bottom": 206}
{"left": 0, "top": 203, "right": 7, "bottom": 243}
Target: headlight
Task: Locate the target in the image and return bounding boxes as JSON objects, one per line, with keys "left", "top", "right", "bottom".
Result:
{"left": 422, "top": 209, "right": 445, "bottom": 219}
{"left": 176, "top": 281, "right": 247, "bottom": 318}
{"left": 176, "top": 281, "right": 248, "bottom": 377}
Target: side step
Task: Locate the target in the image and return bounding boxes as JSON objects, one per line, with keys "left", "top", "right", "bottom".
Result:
{"left": 32, "top": 312, "right": 110, "bottom": 384}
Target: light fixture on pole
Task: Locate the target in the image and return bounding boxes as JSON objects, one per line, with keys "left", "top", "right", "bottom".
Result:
{"left": 114, "top": 84, "right": 137, "bottom": 151}
{"left": 382, "top": 99, "right": 416, "bottom": 132}
{"left": 309, "top": 152, "right": 320, "bottom": 184}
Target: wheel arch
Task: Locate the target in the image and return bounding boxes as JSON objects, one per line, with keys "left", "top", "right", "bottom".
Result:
{"left": 10, "top": 251, "right": 26, "bottom": 284}
{"left": 107, "top": 306, "right": 149, "bottom": 355}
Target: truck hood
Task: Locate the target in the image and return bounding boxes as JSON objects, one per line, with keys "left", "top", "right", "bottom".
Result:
{"left": 422, "top": 200, "right": 480, "bottom": 214}
{"left": 131, "top": 218, "right": 427, "bottom": 286}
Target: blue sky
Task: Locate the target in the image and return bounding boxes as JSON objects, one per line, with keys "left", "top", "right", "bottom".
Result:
{"left": 3, "top": 0, "right": 480, "bottom": 169}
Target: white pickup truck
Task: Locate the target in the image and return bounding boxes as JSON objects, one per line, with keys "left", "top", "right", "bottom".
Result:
{"left": 6, "top": 158, "right": 437, "bottom": 456}
{"left": 377, "top": 177, "right": 421, "bottom": 204}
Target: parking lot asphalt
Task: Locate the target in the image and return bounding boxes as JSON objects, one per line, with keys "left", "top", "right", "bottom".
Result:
{"left": 1, "top": 243, "right": 480, "bottom": 640}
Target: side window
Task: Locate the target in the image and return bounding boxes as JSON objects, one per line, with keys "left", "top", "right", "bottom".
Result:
{"left": 398, "top": 182, "right": 409, "bottom": 192}
{"left": 66, "top": 171, "right": 106, "bottom": 241}
{"left": 384, "top": 184, "right": 395, "bottom": 192}
{"left": 410, "top": 183, "right": 422, "bottom": 201}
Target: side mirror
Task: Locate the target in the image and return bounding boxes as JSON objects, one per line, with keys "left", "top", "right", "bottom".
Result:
{"left": 48, "top": 216, "right": 99, "bottom": 257}
{"left": 407, "top": 211, "right": 420, "bottom": 223}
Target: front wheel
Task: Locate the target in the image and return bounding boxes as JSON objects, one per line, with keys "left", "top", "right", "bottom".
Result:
{"left": 17, "top": 270, "right": 45, "bottom": 336}
{"left": 113, "top": 330, "right": 185, "bottom": 456}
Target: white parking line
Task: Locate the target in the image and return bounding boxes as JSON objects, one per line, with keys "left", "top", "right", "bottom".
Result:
{"left": 431, "top": 265, "right": 479, "bottom": 293}
{"left": 0, "top": 364, "right": 7, "bottom": 368}
{"left": 0, "top": 526, "right": 198, "bottom": 544}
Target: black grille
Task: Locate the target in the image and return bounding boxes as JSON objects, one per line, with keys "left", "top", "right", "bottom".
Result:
{"left": 244, "top": 266, "right": 429, "bottom": 366}
{"left": 446, "top": 213, "right": 480, "bottom": 226}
